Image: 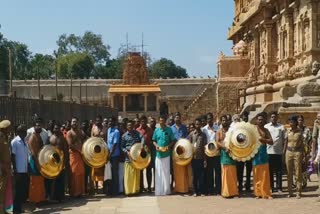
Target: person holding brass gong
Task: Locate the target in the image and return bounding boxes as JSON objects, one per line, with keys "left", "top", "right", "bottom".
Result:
{"left": 253, "top": 113, "right": 273, "bottom": 199}
{"left": 121, "top": 120, "right": 144, "bottom": 196}
{"left": 216, "top": 115, "right": 239, "bottom": 198}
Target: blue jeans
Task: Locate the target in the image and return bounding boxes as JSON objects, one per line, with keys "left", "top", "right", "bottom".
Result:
{"left": 192, "top": 159, "right": 205, "bottom": 194}
{"left": 111, "top": 157, "right": 120, "bottom": 195}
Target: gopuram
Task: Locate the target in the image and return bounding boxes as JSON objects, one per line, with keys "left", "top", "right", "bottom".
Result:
{"left": 221, "top": 0, "right": 320, "bottom": 126}
{"left": 108, "top": 52, "right": 161, "bottom": 119}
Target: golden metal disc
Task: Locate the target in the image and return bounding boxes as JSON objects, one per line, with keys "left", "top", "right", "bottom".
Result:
{"left": 129, "top": 143, "right": 151, "bottom": 170}
{"left": 82, "top": 137, "right": 109, "bottom": 168}
{"left": 224, "top": 122, "right": 260, "bottom": 162}
{"left": 205, "top": 141, "right": 219, "bottom": 157}
{"left": 173, "top": 138, "right": 193, "bottom": 166}
{"left": 39, "top": 145, "right": 64, "bottom": 179}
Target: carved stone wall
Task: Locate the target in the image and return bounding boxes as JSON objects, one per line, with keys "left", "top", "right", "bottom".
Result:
{"left": 226, "top": 0, "right": 320, "bottom": 123}
{"left": 229, "top": 0, "right": 320, "bottom": 87}
{"left": 216, "top": 51, "right": 249, "bottom": 117}
{"left": 217, "top": 82, "right": 240, "bottom": 117}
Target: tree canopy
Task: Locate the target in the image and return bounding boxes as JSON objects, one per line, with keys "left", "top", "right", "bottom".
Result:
{"left": 0, "top": 27, "right": 189, "bottom": 80}
{"left": 57, "top": 52, "right": 94, "bottom": 79}
{"left": 150, "top": 58, "right": 188, "bottom": 78}
{"left": 57, "top": 31, "right": 110, "bottom": 64}
{"left": 0, "top": 39, "right": 31, "bottom": 80}
{"left": 29, "top": 54, "right": 55, "bottom": 79}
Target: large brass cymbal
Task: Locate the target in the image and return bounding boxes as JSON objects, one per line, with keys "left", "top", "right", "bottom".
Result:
{"left": 224, "top": 122, "right": 260, "bottom": 162}
{"left": 173, "top": 138, "right": 193, "bottom": 166}
{"left": 39, "top": 145, "right": 64, "bottom": 179}
{"left": 82, "top": 137, "right": 109, "bottom": 168}
{"left": 129, "top": 143, "right": 151, "bottom": 170}
{"left": 205, "top": 141, "right": 219, "bottom": 157}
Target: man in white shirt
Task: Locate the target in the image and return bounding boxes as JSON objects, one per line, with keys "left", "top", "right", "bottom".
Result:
{"left": 26, "top": 118, "right": 49, "bottom": 145}
{"left": 202, "top": 113, "right": 221, "bottom": 195}
{"left": 264, "top": 111, "right": 286, "bottom": 192}
{"left": 11, "top": 124, "right": 29, "bottom": 213}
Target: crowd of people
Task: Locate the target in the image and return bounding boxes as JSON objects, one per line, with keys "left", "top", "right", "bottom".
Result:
{"left": 0, "top": 111, "right": 320, "bottom": 214}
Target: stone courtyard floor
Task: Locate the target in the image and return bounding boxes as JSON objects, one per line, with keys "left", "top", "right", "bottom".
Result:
{"left": 32, "top": 175, "right": 320, "bottom": 214}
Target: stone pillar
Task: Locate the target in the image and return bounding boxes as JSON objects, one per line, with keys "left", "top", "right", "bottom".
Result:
{"left": 286, "top": 11, "right": 294, "bottom": 59}
{"left": 143, "top": 93, "right": 148, "bottom": 113}
{"left": 265, "top": 23, "right": 273, "bottom": 65}
{"left": 122, "top": 94, "right": 127, "bottom": 113}
{"left": 265, "top": 22, "right": 277, "bottom": 76}
{"left": 156, "top": 94, "right": 160, "bottom": 112}
{"left": 253, "top": 28, "right": 260, "bottom": 68}
{"left": 110, "top": 94, "right": 115, "bottom": 108}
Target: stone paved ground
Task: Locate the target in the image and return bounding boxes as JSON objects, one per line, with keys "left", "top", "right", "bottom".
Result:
{"left": 32, "top": 175, "right": 320, "bottom": 214}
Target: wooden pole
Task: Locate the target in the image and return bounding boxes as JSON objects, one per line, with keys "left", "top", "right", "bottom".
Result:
{"left": 79, "top": 82, "right": 82, "bottom": 104}
{"left": 8, "top": 48, "right": 13, "bottom": 96}
{"left": 55, "top": 63, "right": 58, "bottom": 101}
{"left": 70, "top": 74, "right": 73, "bottom": 103}
{"left": 37, "top": 66, "right": 41, "bottom": 99}
{"left": 85, "top": 83, "right": 88, "bottom": 104}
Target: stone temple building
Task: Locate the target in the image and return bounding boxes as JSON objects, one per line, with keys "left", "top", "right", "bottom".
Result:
{"left": 221, "top": 0, "right": 320, "bottom": 126}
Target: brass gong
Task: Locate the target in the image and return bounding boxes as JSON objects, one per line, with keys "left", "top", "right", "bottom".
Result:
{"left": 82, "top": 137, "right": 109, "bottom": 168}
{"left": 224, "top": 122, "right": 260, "bottom": 162}
{"left": 38, "top": 145, "right": 64, "bottom": 179}
{"left": 172, "top": 138, "right": 193, "bottom": 166}
{"left": 129, "top": 143, "right": 151, "bottom": 170}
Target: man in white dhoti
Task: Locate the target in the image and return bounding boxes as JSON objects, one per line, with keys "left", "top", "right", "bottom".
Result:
{"left": 152, "top": 115, "right": 175, "bottom": 196}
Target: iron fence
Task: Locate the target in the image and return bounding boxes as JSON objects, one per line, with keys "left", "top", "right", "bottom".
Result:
{"left": 0, "top": 96, "right": 118, "bottom": 128}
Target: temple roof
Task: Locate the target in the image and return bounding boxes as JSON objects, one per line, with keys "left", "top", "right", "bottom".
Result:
{"left": 108, "top": 84, "right": 161, "bottom": 93}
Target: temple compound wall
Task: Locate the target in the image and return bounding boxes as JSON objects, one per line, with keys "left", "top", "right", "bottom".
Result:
{"left": 11, "top": 52, "right": 217, "bottom": 123}
{"left": 11, "top": 78, "right": 216, "bottom": 122}
{"left": 224, "top": 0, "right": 320, "bottom": 126}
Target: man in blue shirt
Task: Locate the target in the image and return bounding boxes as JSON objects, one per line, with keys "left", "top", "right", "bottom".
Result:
{"left": 121, "top": 120, "right": 145, "bottom": 195}
{"left": 171, "top": 113, "right": 188, "bottom": 140}
{"left": 107, "top": 117, "right": 121, "bottom": 196}
{"left": 11, "top": 124, "right": 28, "bottom": 213}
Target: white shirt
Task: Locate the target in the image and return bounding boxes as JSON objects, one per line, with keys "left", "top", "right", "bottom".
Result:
{"left": 11, "top": 136, "right": 29, "bottom": 173}
{"left": 26, "top": 127, "right": 49, "bottom": 145}
{"left": 202, "top": 123, "right": 219, "bottom": 144}
{"left": 264, "top": 122, "right": 286, "bottom": 155}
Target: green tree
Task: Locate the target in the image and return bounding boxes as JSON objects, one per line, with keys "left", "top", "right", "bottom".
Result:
{"left": 0, "top": 46, "right": 8, "bottom": 80}
{"left": 150, "top": 58, "right": 188, "bottom": 79}
{"left": 29, "top": 54, "right": 55, "bottom": 79}
{"left": 0, "top": 39, "right": 31, "bottom": 80}
{"left": 93, "top": 59, "right": 123, "bottom": 79}
{"left": 57, "top": 31, "right": 110, "bottom": 64}
{"left": 57, "top": 52, "right": 94, "bottom": 79}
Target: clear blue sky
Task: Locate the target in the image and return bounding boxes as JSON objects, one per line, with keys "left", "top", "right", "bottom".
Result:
{"left": 0, "top": 0, "right": 234, "bottom": 77}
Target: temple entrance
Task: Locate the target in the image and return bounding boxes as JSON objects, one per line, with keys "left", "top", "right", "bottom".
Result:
{"left": 160, "top": 102, "right": 168, "bottom": 116}
{"left": 147, "top": 94, "right": 157, "bottom": 111}
{"left": 108, "top": 52, "right": 161, "bottom": 118}
{"left": 127, "top": 94, "right": 144, "bottom": 112}
{"left": 113, "top": 94, "right": 123, "bottom": 111}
